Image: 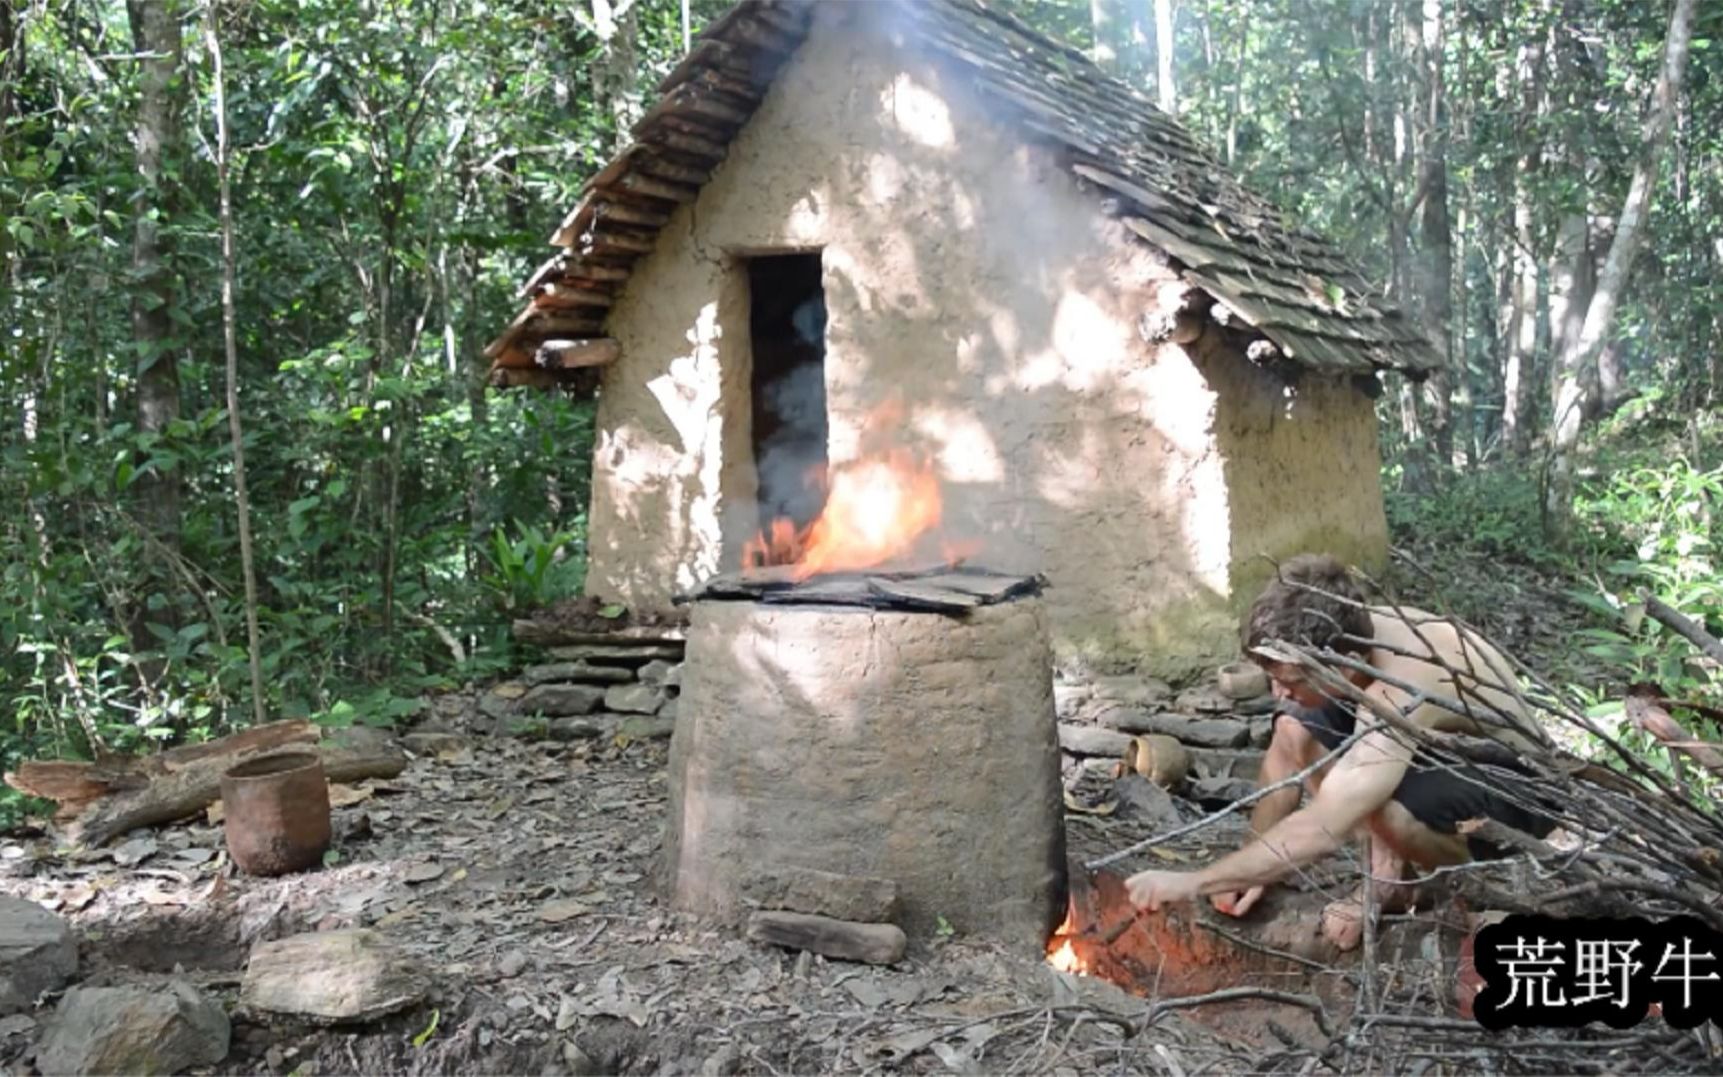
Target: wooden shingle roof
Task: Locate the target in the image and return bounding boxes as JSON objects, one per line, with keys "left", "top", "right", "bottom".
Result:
{"left": 485, "top": 0, "right": 1441, "bottom": 386}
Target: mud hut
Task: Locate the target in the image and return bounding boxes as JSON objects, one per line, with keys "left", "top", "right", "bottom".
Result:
{"left": 484, "top": 0, "right": 1440, "bottom": 678}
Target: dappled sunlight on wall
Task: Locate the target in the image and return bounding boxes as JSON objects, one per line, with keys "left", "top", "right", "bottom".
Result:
{"left": 580, "top": 0, "right": 1385, "bottom": 676}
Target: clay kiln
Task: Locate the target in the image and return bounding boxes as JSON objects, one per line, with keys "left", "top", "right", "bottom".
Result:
{"left": 659, "top": 567, "right": 1069, "bottom": 954}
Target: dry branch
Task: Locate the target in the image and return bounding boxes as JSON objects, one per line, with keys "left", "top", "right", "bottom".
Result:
{"left": 1643, "top": 594, "right": 1723, "bottom": 665}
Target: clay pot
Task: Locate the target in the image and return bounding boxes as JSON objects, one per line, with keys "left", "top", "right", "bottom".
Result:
{"left": 220, "top": 752, "right": 332, "bottom": 876}
{"left": 1216, "top": 661, "right": 1270, "bottom": 701}
{"left": 1125, "top": 733, "right": 1190, "bottom": 788}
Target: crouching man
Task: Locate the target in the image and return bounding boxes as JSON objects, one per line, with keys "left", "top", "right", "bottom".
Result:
{"left": 1125, "top": 553, "right": 1558, "bottom": 950}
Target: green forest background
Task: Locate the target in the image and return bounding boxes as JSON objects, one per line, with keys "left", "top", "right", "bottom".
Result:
{"left": 4, "top": 0, "right": 1721, "bottom": 824}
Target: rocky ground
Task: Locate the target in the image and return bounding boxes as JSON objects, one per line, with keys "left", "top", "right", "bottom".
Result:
{"left": 1, "top": 638, "right": 1703, "bottom": 1075}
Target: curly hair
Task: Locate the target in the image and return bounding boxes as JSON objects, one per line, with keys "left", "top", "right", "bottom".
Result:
{"left": 1241, "top": 554, "right": 1373, "bottom": 657}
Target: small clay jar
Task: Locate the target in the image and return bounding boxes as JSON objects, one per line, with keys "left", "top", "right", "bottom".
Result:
{"left": 220, "top": 751, "right": 332, "bottom": 876}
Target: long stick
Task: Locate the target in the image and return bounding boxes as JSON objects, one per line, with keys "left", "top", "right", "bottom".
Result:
{"left": 206, "top": 11, "right": 266, "bottom": 726}
{"left": 1644, "top": 594, "right": 1723, "bottom": 665}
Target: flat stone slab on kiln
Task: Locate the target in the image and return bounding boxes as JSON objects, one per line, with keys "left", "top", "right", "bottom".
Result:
{"left": 747, "top": 911, "right": 907, "bottom": 966}
{"left": 37, "top": 980, "right": 229, "bottom": 1076}
{"left": 0, "top": 895, "right": 76, "bottom": 1015}
{"left": 742, "top": 866, "right": 900, "bottom": 923}
{"left": 241, "top": 929, "right": 426, "bottom": 1024}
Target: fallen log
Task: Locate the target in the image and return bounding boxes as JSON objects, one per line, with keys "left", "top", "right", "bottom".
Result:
{"left": 4, "top": 722, "right": 406, "bottom": 847}
{"left": 6, "top": 720, "right": 320, "bottom": 821}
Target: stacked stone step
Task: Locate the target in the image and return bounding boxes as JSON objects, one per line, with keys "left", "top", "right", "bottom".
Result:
{"left": 481, "top": 629, "right": 685, "bottom": 742}
{"left": 1055, "top": 661, "right": 1279, "bottom": 808}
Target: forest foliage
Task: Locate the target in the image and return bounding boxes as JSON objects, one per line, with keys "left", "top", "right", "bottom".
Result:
{"left": 4, "top": 0, "right": 1722, "bottom": 823}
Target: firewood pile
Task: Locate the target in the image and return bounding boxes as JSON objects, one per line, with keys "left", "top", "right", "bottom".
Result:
{"left": 1067, "top": 571, "right": 1723, "bottom": 1073}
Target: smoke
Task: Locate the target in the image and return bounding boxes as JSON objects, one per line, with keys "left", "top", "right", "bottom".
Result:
{"left": 753, "top": 293, "right": 831, "bottom": 527}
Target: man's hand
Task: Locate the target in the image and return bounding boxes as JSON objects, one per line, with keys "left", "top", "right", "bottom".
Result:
{"left": 1125, "top": 869, "right": 1201, "bottom": 912}
{"left": 1209, "top": 884, "right": 1267, "bottom": 917}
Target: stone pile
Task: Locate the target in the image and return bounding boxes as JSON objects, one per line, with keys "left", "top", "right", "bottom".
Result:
{"left": 1056, "top": 660, "right": 1280, "bottom": 809}
{"left": 482, "top": 627, "right": 686, "bottom": 742}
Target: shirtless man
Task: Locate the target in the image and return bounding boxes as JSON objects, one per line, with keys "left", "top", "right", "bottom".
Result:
{"left": 1125, "top": 553, "right": 1556, "bottom": 949}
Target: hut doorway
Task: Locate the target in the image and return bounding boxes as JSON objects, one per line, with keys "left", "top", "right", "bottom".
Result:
{"left": 746, "top": 253, "right": 830, "bottom": 534}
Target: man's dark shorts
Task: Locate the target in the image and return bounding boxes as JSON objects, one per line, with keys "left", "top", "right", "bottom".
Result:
{"left": 1281, "top": 699, "right": 1559, "bottom": 860}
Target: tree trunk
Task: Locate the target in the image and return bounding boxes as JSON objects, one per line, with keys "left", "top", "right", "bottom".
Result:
{"left": 206, "top": 11, "right": 266, "bottom": 728}
{"left": 1417, "top": 0, "right": 1454, "bottom": 470}
{"left": 127, "top": 0, "right": 186, "bottom": 597}
{"left": 1153, "top": 0, "right": 1176, "bottom": 112}
{"left": 1090, "top": 0, "right": 1119, "bottom": 71}
{"left": 1500, "top": 30, "right": 1543, "bottom": 457}
{"left": 1546, "top": 0, "right": 1697, "bottom": 540}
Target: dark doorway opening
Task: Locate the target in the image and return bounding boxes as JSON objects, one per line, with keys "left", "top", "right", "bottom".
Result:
{"left": 747, "top": 253, "right": 829, "bottom": 531}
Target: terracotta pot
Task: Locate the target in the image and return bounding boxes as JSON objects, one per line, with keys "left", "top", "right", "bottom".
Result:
{"left": 220, "top": 751, "right": 332, "bottom": 876}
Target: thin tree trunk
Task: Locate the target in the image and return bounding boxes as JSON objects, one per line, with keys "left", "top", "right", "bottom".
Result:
{"left": 1418, "top": 0, "right": 1453, "bottom": 470}
{"left": 1090, "top": 0, "right": 1118, "bottom": 71}
{"left": 1153, "top": 0, "right": 1176, "bottom": 112}
{"left": 126, "top": 0, "right": 187, "bottom": 668}
{"left": 205, "top": 12, "right": 265, "bottom": 727}
{"left": 1546, "top": 0, "right": 1697, "bottom": 539}
{"left": 1225, "top": 5, "right": 1247, "bottom": 164}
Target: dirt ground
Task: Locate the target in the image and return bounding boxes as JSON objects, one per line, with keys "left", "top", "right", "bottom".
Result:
{"left": 0, "top": 689, "right": 1700, "bottom": 1075}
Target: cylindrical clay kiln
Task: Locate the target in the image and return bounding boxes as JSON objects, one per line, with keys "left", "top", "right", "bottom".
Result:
{"left": 659, "top": 571, "right": 1069, "bottom": 955}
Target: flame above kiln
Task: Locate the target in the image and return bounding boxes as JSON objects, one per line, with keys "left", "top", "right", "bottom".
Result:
{"left": 744, "top": 448, "right": 946, "bottom": 579}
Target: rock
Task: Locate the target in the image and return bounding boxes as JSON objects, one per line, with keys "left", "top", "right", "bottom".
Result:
{"left": 497, "top": 951, "right": 529, "bottom": 979}
{"left": 1089, "top": 675, "right": 1173, "bottom": 709}
{"left": 1113, "top": 775, "right": 1183, "bottom": 829}
{"left": 1187, "top": 775, "right": 1256, "bottom": 806}
{"left": 1098, "top": 711, "right": 1251, "bottom": 748}
{"left": 522, "top": 662, "right": 635, "bottom": 686}
{"left": 546, "top": 643, "right": 683, "bottom": 665}
{"left": 1233, "top": 693, "right": 1279, "bottom": 715}
{"left": 548, "top": 716, "right": 612, "bottom": 741}
{"left": 741, "top": 866, "right": 900, "bottom": 923}
{"left": 1173, "top": 684, "right": 1234, "bottom": 714}
{"left": 1056, "top": 723, "right": 1133, "bottom": 758}
{"left": 36, "top": 980, "right": 229, "bottom": 1076}
{"left": 636, "top": 659, "right": 678, "bottom": 687}
{"left": 659, "top": 697, "right": 679, "bottom": 721}
{"left": 1187, "top": 747, "right": 1264, "bottom": 780}
{"left": 0, "top": 896, "right": 76, "bottom": 1015}
{"left": 516, "top": 684, "right": 606, "bottom": 717}
{"left": 402, "top": 730, "right": 467, "bottom": 755}
{"left": 1216, "top": 661, "right": 1270, "bottom": 700}
{"left": 0, "top": 1013, "right": 36, "bottom": 1038}
{"left": 1249, "top": 715, "right": 1274, "bottom": 748}
{"left": 746, "top": 911, "right": 907, "bottom": 966}
{"left": 604, "top": 684, "right": 667, "bottom": 715}
{"left": 241, "top": 929, "right": 427, "bottom": 1024}
{"left": 1053, "top": 684, "right": 1091, "bottom": 720}
{"left": 478, "top": 690, "right": 516, "bottom": 724}
{"left": 617, "top": 715, "right": 675, "bottom": 740}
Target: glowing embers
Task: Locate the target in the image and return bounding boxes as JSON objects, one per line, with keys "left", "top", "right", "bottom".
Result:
{"left": 1046, "top": 869, "right": 1261, "bottom": 999}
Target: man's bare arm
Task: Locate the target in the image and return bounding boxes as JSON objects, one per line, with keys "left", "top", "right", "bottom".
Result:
{"left": 1190, "top": 729, "right": 1412, "bottom": 896}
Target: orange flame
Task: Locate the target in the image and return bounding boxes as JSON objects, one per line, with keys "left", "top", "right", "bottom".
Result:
{"left": 1045, "top": 903, "right": 1092, "bottom": 975}
{"left": 743, "top": 448, "right": 945, "bottom": 579}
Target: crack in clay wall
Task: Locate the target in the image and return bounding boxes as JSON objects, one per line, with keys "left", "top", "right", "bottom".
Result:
{"left": 583, "top": 2, "right": 1387, "bottom": 679}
